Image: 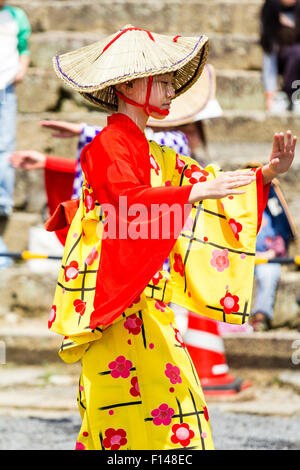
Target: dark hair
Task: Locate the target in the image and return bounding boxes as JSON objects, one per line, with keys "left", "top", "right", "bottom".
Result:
{"left": 260, "top": 0, "right": 300, "bottom": 53}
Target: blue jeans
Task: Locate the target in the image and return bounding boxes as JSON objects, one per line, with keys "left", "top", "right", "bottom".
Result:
{"left": 0, "top": 83, "right": 16, "bottom": 216}
{"left": 0, "top": 83, "right": 17, "bottom": 268}
{"left": 251, "top": 263, "right": 281, "bottom": 321}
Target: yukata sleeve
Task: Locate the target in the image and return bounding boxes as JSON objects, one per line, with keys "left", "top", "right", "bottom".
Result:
{"left": 81, "top": 130, "right": 193, "bottom": 329}
{"left": 44, "top": 156, "right": 77, "bottom": 246}
{"left": 165, "top": 150, "right": 268, "bottom": 325}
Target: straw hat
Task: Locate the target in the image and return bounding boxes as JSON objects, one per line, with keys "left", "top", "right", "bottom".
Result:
{"left": 53, "top": 25, "right": 209, "bottom": 112}
{"left": 148, "top": 64, "right": 222, "bottom": 127}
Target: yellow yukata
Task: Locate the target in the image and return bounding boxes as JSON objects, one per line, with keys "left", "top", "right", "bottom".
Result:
{"left": 48, "top": 116, "right": 262, "bottom": 451}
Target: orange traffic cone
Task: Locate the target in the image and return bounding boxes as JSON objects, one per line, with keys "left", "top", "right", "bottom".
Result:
{"left": 184, "top": 312, "right": 251, "bottom": 396}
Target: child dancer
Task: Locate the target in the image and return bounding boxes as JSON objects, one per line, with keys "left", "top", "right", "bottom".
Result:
{"left": 47, "top": 26, "right": 296, "bottom": 450}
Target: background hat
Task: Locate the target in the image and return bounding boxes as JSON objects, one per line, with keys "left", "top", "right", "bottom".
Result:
{"left": 148, "top": 64, "right": 222, "bottom": 127}
{"left": 53, "top": 25, "right": 209, "bottom": 112}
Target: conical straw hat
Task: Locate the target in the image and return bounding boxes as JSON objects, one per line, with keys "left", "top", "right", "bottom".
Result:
{"left": 53, "top": 25, "right": 209, "bottom": 112}
{"left": 148, "top": 64, "right": 222, "bottom": 127}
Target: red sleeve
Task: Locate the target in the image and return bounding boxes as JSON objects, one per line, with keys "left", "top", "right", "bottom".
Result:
{"left": 45, "top": 155, "right": 77, "bottom": 173}
{"left": 256, "top": 167, "right": 270, "bottom": 234}
{"left": 81, "top": 130, "right": 193, "bottom": 329}
{"left": 44, "top": 156, "right": 77, "bottom": 246}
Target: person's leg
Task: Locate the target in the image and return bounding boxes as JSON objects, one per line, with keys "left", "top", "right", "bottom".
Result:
{"left": 250, "top": 263, "right": 281, "bottom": 330}
{"left": 278, "top": 44, "right": 300, "bottom": 106}
{"left": 0, "top": 84, "right": 17, "bottom": 268}
{"left": 0, "top": 83, "right": 17, "bottom": 215}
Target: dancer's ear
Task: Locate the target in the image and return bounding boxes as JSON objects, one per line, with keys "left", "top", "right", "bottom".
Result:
{"left": 115, "top": 81, "right": 134, "bottom": 96}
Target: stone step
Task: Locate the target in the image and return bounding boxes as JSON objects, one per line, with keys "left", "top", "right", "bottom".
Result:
{"left": 216, "top": 70, "right": 264, "bottom": 111}
{"left": 29, "top": 31, "right": 262, "bottom": 71}
{"left": 0, "top": 259, "right": 299, "bottom": 329}
{"left": 2, "top": 212, "right": 42, "bottom": 252}
{"left": 0, "top": 316, "right": 298, "bottom": 369}
{"left": 205, "top": 110, "right": 300, "bottom": 143}
{"left": 15, "top": 0, "right": 263, "bottom": 36}
{"left": 16, "top": 110, "right": 300, "bottom": 152}
{"left": 17, "top": 68, "right": 265, "bottom": 113}
{"left": 0, "top": 266, "right": 58, "bottom": 319}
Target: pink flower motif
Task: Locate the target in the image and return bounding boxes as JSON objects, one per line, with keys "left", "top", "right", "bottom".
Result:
{"left": 73, "top": 299, "right": 87, "bottom": 316}
{"left": 64, "top": 260, "right": 79, "bottom": 282}
{"left": 150, "top": 155, "right": 160, "bottom": 175}
{"left": 102, "top": 428, "right": 127, "bottom": 450}
{"left": 184, "top": 164, "right": 209, "bottom": 184}
{"left": 151, "top": 271, "right": 163, "bottom": 286}
{"left": 210, "top": 249, "right": 230, "bottom": 273}
{"left": 108, "top": 355, "right": 133, "bottom": 379}
{"left": 220, "top": 292, "right": 240, "bottom": 315}
{"left": 155, "top": 300, "right": 167, "bottom": 312}
{"left": 173, "top": 253, "right": 185, "bottom": 277}
{"left": 175, "top": 154, "right": 185, "bottom": 174}
{"left": 171, "top": 423, "right": 195, "bottom": 447}
{"left": 130, "top": 376, "right": 140, "bottom": 397}
{"left": 84, "top": 189, "right": 95, "bottom": 213}
{"left": 124, "top": 314, "right": 143, "bottom": 335}
{"left": 85, "top": 246, "right": 99, "bottom": 266}
{"left": 165, "top": 363, "right": 182, "bottom": 385}
{"left": 228, "top": 218, "right": 243, "bottom": 241}
{"left": 174, "top": 328, "right": 185, "bottom": 347}
{"left": 151, "top": 403, "right": 175, "bottom": 426}
{"left": 48, "top": 305, "right": 56, "bottom": 329}
{"left": 75, "top": 441, "right": 86, "bottom": 450}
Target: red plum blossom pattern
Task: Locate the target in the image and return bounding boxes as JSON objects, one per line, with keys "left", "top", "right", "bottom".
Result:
{"left": 228, "top": 218, "right": 243, "bottom": 241}
{"left": 102, "top": 428, "right": 127, "bottom": 450}
{"left": 48, "top": 305, "right": 56, "bottom": 329}
{"left": 129, "top": 377, "right": 140, "bottom": 397}
{"left": 165, "top": 363, "right": 182, "bottom": 384}
{"left": 220, "top": 292, "right": 240, "bottom": 315}
{"left": 173, "top": 253, "right": 185, "bottom": 277}
{"left": 171, "top": 423, "right": 195, "bottom": 447}
{"left": 151, "top": 403, "right": 175, "bottom": 426}
{"left": 124, "top": 314, "right": 143, "bottom": 335}
{"left": 184, "top": 165, "right": 209, "bottom": 184}
{"left": 108, "top": 356, "right": 133, "bottom": 379}
{"left": 84, "top": 189, "right": 95, "bottom": 213}
{"left": 64, "top": 260, "right": 79, "bottom": 282}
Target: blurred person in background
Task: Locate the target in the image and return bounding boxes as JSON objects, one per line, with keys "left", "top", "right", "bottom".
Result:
{"left": 260, "top": 0, "right": 300, "bottom": 114}
{"left": 0, "top": 0, "right": 31, "bottom": 267}
{"left": 247, "top": 163, "right": 297, "bottom": 331}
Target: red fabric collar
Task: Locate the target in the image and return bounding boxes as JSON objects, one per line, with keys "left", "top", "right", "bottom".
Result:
{"left": 107, "top": 113, "right": 148, "bottom": 141}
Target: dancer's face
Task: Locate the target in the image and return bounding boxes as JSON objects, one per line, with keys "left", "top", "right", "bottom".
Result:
{"left": 280, "top": 0, "right": 297, "bottom": 7}
{"left": 118, "top": 73, "right": 175, "bottom": 119}
{"left": 149, "top": 73, "right": 176, "bottom": 119}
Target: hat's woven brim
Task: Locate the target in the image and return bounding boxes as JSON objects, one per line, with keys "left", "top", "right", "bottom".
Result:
{"left": 148, "top": 63, "right": 219, "bottom": 127}
{"left": 53, "top": 27, "right": 209, "bottom": 112}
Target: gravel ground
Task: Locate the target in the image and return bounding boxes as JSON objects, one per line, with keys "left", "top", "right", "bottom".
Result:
{"left": 0, "top": 410, "right": 299, "bottom": 450}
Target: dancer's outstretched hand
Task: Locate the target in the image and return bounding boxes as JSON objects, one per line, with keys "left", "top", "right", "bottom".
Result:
{"left": 40, "top": 120, "right": 82, "bottom": 138}
{"left": 10, "top": 150, "right": 46, "bottom": 170}
{"left": 269, "top": 130, "right": 297, "bottom": 176}
{"left": 189, "top": 170, "right": 256, "bottom": 204}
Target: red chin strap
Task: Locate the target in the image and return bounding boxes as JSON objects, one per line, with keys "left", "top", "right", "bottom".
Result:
{"left": 114, "top": 76, "right": 170, "bottom": 117}
{"left": 101, "top": 27, "right": 170, "bottom": 117}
